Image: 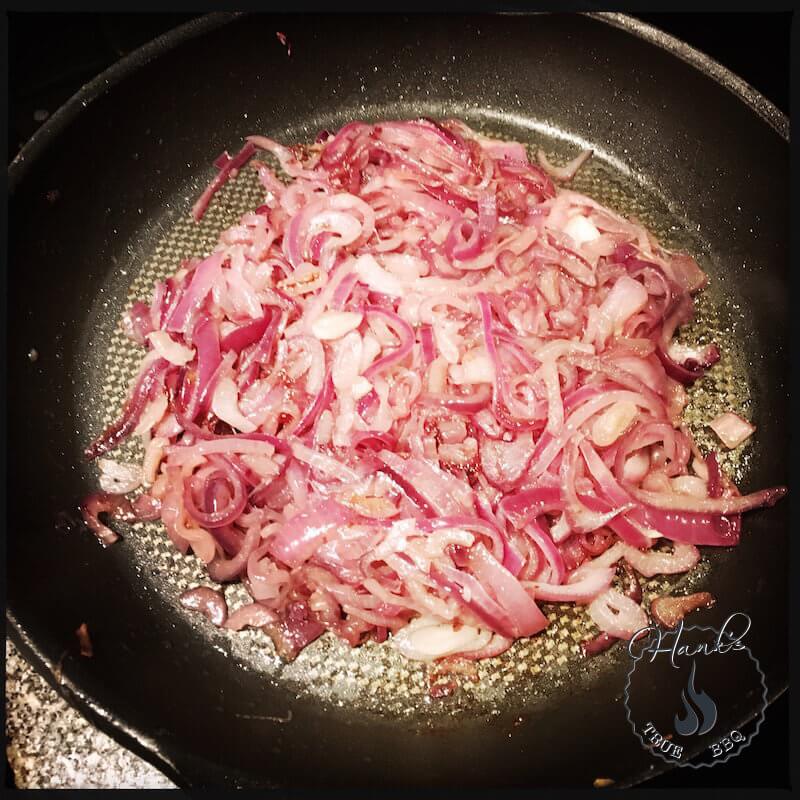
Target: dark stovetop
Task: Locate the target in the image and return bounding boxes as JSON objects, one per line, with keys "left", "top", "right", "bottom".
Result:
{"left": 6, "top": 11, "right": 790, "bottom": 791}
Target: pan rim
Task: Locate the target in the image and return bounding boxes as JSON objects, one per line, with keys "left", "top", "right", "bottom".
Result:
{"left": 7, "top": 10, "right": 789, "bottom": 190}
{"left": 6, "top": 11, "right": 789, "bottom": 790}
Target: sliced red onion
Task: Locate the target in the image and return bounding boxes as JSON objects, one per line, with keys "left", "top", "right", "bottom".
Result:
{"left": 79, "top": 492, "right": 136, "bottom": 546}
{"left": 651, "top": 591, "right": 715, "bottom": 629}
{"left": 523, "top": 520, "right": 566, "bottom": 585}
{"left": 418, "top": 384, "right": 492, "bottom": 414}
{"left": 133, "top": 493, "right": 162, "bottom": 521}
{"left": 479, "top": 431, "right": 534, "bottom": 490}
{"left": 536, "top": 148, "right": 593, "bottom": 182}
{"left": 527, "top": 565, "right": 614, "bottom": 603}
{"left": 390, "top": 615, "right": 493, "bottom": 662}
{"left": 445, "top": 217, "right": 482, "bottom": 261}
{"left": 582, "top": 632, "right": 617, "bottom": 657}
{"left": 631, "top": 484, "right": 787, "bottom": 517}
{"left": 183, "top": 457, "right": 248, "bottom": 529}
{"left": 85, "top": 358, "right": 169, "bottom": 460}
{"left": 421, "top": 515, "right": 505, "bottom": 565}
{"left": 165, "top": 252, "right": 224, "bottom": 334}
{"left": 708, "top": 411, "right": 756, "bottom": 449}
{"left": 263, "top": 600, "right": 326, "bottom": 661}
{"left": 87, "top": 118, "right": 786, "bottom": 664}
{"left": 97, "top": 458, "right": 143, "bottom": 495}
{"left": 267, "top": 500, "right": 355, "bottom": 568}
{"left": 656, "top": 342, "right": 720, "bottom": 385}
{"left": 121, "top": 301, "right": 154, "bottom": 345}
{"left": 376, "top": 450, "right": 474, "bottom": 517}
{"left": 220, "top": 312, "right": 272, "bottom": 353}
{"left": 621, "top": 541, "right": 699, "bottom": 577}
{"left": 362, "top": 306, "right": 415, "bottom": 380}
{"left": 191, "top": 141, "right": 257, "bottom": 221}
{"left": 587, "top": 588, "right": 648, "bottom": 640}
{"left": 463, "top": 544, "right": 549, "bottom": 637}
{"left": 179, "top": 587, "right": 229, "bottom": 627}
{"left": 224, "top": 602, "right": 278, "bottom": 631}
{"left": 208, "top": 523, "right": 262, "bottom": 582}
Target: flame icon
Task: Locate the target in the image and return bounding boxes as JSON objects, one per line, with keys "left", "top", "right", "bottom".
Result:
{"left": 674, "top": 660, "right": 717, "bottom": 736}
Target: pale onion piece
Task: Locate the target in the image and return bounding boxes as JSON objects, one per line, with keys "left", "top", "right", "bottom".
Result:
{"left": 391, "top": 615, "right": 493, "bottom": 662}
{"left": 563, "top": 214, "right": 600, "bottom": 247}
{"left": 240, "top": 454, "right": 281, "bottom": 480}
{"left": 333, "top": 395, "right": 357, "bottom": 447}
{"left": 642, "top": 471, "right": 672, "bottom": 493}
{"left": 590, "top": 400, "right": 638, "bottom": 447}
{"left": 134, "top": 391, "right": 169, "bottom": 436}
{"left": 587, "top": 588, "right": 648, "bottom": 640}
{"left": 670, "top": 475, "right": 709, "bottom": 498}
{"left": 667, "top": 341, "right": 718, "bottom": 365}
{"left": 155, "top": 412, "right": 183, "bottom": 440}
{"left": 549, "top": 512, "right": 572, "bottom": 544}
{"left": 596, "top": 275, "right": 649, "bottom": 338}
{"left": 366, "top": 314, "right": 395, "bottom": 347}
{"left": 537, "top": 148, "right": 593, "bottom": 182}
{"left": 97, "top": 458, "right": 143, "bottom": 494}
{"left": 622, "top": 541, "right": 700, "bottom": 578}
{"left": 146, "top": 330, "right": 195, "bottom": 366}
{"left": 533, "top": 338, "right": 593, "bottom": 362}
{"left": 211, "top": 377, "right": 257, "bottom": 433}
{"left": 354, "top": 253, "right": 405, "bottom": 296}
{"left": 142, "top": 436, "right": 168, "bottom": 486}
{"left": 288, "top": 335, "right": 325, "bottom": 394}
{"left": 367, "top": 379, "right": 393, "bottom": 433}
{"left": 427, "top": 355, "right": 449, "bottom": 394}
{"left": 691, "top": 456, "right": 710, "bottom": 480}
{"left": 219, "top": 321, "right": 238, "bottom": 338}
{"left": 307, "top": 208, "right": 364, "bottom": 245}
{"left": 290, "top": 440, "right": 361, "bottom": 482}
{"left": 277, "top": 263, "right": 327, "bottom": 296}
{"left": 709, "top": 412, "right": 755, "bottom": 449}
{"left": 421, "top": 529, "right": 475, "bottom": 562}
{"left": 311, "top": 310, "right": 364, "bottom": 341}
{"left": 339, "top": 492, "right": 399, "bottom": 519}
{"left": 359, "top": 333, "right": 382, "bottom": 373}
{"left": 538, "top": 267, "right": 561, "bottom": 307}
{"left": 380, "top": 253, "right": 425, "bottom": 281}
{"left": 371, "top": 517, "right": 415, "bottom": 561}
{"left": 551, "top": 309, "right": 577, "bottom": 330}
{"left": 314, "top": 409, "right": 334, "bottom": 446}
{"left": 396, "top": 292, "right": 425, "bottom": 326}
{"left": 432, "top": 319, "right": 463, "bottom": 364}
{"left": 666, "top": 380, "right": 688, "bottom": 423}
{"left": 438, "top": 438, "right": 478, "bottom": 466}
{"left": 351, "top": 376, "right": 373, "bottom": 400}
{"left": 621, "top": 449, "right": 650, "bottom": 484}
{"left": 438, "top": 416, "right": 468, "bottom": 444}
{"left": 332, "top": 331, "right": 363, "bottom": 391}
{"left": 449, "top": 347, "right": 494, "bottom": 385}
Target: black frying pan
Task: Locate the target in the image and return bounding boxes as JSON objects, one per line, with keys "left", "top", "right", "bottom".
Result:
{"left": 8, "top": 12, "right": 789, "bottom": 789}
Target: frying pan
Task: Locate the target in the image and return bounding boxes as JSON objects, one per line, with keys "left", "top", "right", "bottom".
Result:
{"left": 7, "top": 12, "right": 789, "bottom": 789}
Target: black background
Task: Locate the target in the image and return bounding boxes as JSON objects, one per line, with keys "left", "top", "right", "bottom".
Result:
{"left": 6, "top": 11, "right": 791, "bottom": 790}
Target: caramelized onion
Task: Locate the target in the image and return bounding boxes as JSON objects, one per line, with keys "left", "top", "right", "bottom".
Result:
{"left": 81, "top": 118, "right": 785, "bottom": 663}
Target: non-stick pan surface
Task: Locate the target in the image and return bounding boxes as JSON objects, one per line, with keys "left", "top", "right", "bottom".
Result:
{"left": 8, "top": 12, "right": 788, "bottom": 789}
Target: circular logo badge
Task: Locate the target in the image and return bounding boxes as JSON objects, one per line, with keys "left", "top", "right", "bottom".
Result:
{"left": 623, "top": 613, "right": 767, "bottom": 769}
